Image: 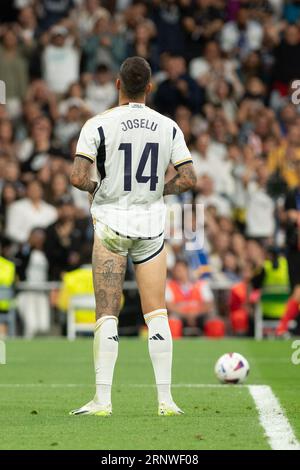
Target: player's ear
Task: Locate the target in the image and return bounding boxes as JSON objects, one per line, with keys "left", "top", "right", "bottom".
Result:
{"left": 145, "top": 82, "right": 153, "bottom": 95}
{"left": 116, "top": 78, "right": 121, "bottom": 90}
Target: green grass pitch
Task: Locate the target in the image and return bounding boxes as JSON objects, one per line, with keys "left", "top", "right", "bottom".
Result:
{"left": 0, "top": 338, "right": 299, "bottom": 450}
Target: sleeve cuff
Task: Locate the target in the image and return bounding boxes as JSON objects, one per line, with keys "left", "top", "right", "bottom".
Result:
{"left": 76, "top": 153, "right": 95, "bottom": 163}
{"left": 174, "top": 159, "right": 193, "bottom": 169}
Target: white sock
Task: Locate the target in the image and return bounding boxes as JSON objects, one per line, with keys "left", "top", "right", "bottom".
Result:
{"left": 144, "top": 309, "right": 173, "bottom": 404}
{"left": 94, "top": 316, "right": 119, "bottom": 406}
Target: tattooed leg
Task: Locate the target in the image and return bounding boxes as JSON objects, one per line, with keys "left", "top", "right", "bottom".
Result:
{"left": 90, "top": 235, "right": 127, "bottom": 408}
{"left": 92, "top": 234, "right": 127, "bottom": 320}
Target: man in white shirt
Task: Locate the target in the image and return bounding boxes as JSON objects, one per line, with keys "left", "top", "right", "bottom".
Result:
{"left": 5, "top": 180, "right": 57, "bottom": 243}
{"left": 220, "top": 7, "right": 263, "bottom": 59}
{"left": 245, "top": 164, "right": 275, "bottom": 239}
{"left": 86, "top": 64, "right": 117, "bottom": 115}
{"left": 195, "top": 174, "right": 232, "bottom": 218}
{"left": 192, "top": 132, "right": 234, "bottom": 198}
{"left": 70, "top": 56, "right": 196, "bottom": 417}
{"left": 42, "top": 26, "right": 80, "bottom": 94}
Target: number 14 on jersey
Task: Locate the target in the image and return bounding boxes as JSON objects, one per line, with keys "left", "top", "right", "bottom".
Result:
{"left": 119, "top": 142, "right": 159, "bottom": 191}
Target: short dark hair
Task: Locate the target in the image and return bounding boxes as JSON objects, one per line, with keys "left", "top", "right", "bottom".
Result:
{"left": 119, "top": 57, "right": 151, "bottom": 99}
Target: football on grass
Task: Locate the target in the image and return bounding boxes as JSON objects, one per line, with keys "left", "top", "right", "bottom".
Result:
{"left": 215, "top": 352, "right": 250, "bottom": 384}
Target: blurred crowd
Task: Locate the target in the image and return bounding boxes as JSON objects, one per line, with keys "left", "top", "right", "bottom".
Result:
{"left": 1, "top": 0, "right": 300, "bottom": 337}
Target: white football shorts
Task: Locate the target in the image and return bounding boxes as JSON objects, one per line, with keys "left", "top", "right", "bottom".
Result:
{"left": 94, "top": 220, "right": 164, "bottom": 264}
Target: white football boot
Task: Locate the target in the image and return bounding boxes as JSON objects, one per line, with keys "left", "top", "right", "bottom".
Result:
{"left": 158, "top": 401, "right": 184, "bottom": 416}
{"left": 69, "top": 399, "right": 112, "bottom": 417}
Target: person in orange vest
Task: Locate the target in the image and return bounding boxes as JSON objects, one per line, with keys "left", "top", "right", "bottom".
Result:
{"left": 166, "top": 259, "right": 214, "bottom": 336}
{"left": 229, "top": 261, "right": 261, "bottom": 336}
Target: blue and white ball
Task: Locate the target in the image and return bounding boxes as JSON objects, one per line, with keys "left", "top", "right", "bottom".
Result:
{"left": 215, "top": 352, "right": 250, "bottom": 384}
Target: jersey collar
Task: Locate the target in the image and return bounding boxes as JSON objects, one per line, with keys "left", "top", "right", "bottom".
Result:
{"left": 121, "top": 102, "right": 146, "bottom": 108}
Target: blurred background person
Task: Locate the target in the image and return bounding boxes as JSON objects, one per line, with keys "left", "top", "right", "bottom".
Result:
{"left": 166, "top": 260, "right": 214, "bottom": 336}
{"left": 5, "top": 180, "right": 57, "bottom": 244}
{"left": 15, "top": 228, "right": 50, "bottom": 338}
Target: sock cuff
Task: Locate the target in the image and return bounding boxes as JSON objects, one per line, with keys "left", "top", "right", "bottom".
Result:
{"left": 144, "top": 309, "right": 168, "bottom": 325}
{"left": 95, "top": 315, "right": 118, "bottom": 331}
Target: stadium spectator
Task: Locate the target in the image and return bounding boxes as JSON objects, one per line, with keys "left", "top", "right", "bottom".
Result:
{"left": 25, "top": 79, "right": 59, "bottom": 122}
{"left": 85, "top": 64, "right": 117, "bottom": 114}
{"left": 182, "top": 0, "right": 225, "bottom": 61}
{"left": 192, "top": 132, "right": 234, "bottom": 198}
{"left": 44, "top": 198, "right": 91, "bottom": 280}
{"left": 82, "top": 11, "right": 126, "bottom": 73}
{"left": 259, "top": 247, "right": 289, "bottom": 321}
{"left": 190, "top": 40, "right": 243, "bottom": 103}
{"left": 220, "top": 5, "right": 264, "bottom": 58}
{"left": 192, "top": 132, "right": 224, "bottom": 173}
{"left": 166, "top": 260, "right": 214, "bottom": 336}
{"left": 267, "top": 124, "right": 300, "bottom": 188}
{"left": 38, "top": 0, "right": 75, "bottom": 32}
{"left": 15, "top": 228, "right": 50, "bottom": 338}
{"left": 272, "top": 24, "right": 300, "bottom": 96}
{"left": 0, "top": 27, "right": 29, "bottom": 116}
{"left": 154, "top": 55, "right": 204, "bottom": 117}
{"left": 5, "top": 180, "right": 57, "bottom": 243}
{"left": 0, "top": 241, "right": 15, "bottom": 337}
{"left": 73, "top": 0, "right": 110, "bottom": 41}
{"left": 229, "top": 261, "right": 260, "bottom": 336}
{"left": 127, "top": 20, "right": 159, "bottom": 72}
{"left": 17, "top": 6, "right": 38, "bottom": 48}
{"left": 222, "top": 251, "right": 241, "bottom": 283}
{"left": 17, "top": 116, "right": 53, "bottom": 175}
{"left": 151, "top": 0, "right": 185, "bottom": 55}
{"left": 195, "top": 174, "right": 232, "bottom": 217}
{"left": 245, "top": 161, "right": 275, "bottom": 241}
{"left": 42, "top": 25, "right": 80, "bottom": 94}
{"left": 45, "top": 173, "right": 71, "bottom": 206}
{"left": 0, "top": 120, "right": 17, "bottom": 157}
{"left": 0, "top": 182, "right": 18, "bottom": 233}
{"left": 1, "top": 160, "right": 23, "bottom": 197}
{"left": 54, "top": 99, "right": 87, "bottom": 149}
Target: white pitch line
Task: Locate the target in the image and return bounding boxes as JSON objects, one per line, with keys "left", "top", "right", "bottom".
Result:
{"left": 0, "top": 383, "right": 247, "bottom": 388}
{"left": 129, "top": 383, "right": 247, "bottom": 388}
{"left": 0, "top": 383, "right": 92, "bottom": 388}
{"left": 248, "top": 385, "right": 300, "bottom": 450}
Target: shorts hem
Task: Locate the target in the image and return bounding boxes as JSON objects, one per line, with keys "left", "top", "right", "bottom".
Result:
{"left": 132, "top": 241, "right": 165, "bottom": 265}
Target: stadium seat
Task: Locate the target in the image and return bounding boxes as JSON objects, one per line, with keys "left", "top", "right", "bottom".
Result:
{"left": 203, "top": 318, "right": 225, "bottom": 338}
{"left": 67, "top": 294, "right": 96, "bottom": 340}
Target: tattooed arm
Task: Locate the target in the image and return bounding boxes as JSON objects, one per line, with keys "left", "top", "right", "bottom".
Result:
{"left": 163, "top": 163, "right": 196, "bottom": 196}
{"left": 70, "top": 156, "right": 97, "bottom": 194}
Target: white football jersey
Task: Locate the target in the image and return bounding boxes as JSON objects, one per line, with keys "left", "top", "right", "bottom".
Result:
{"left": 76, "top": 102, "right": 192, "bottom": 237}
